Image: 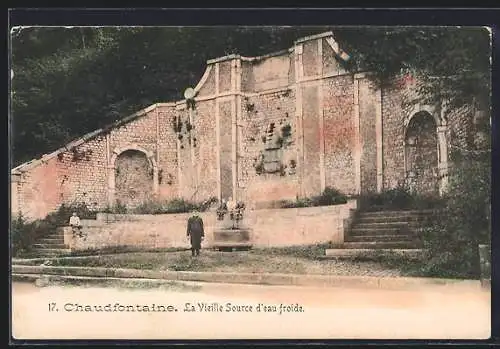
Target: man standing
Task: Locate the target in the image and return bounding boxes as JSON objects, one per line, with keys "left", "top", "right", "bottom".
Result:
{"left": 186, "top": 209, "right": 204, "bottom": 257}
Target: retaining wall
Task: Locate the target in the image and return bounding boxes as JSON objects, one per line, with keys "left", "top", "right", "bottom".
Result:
{"left": 64, "top": 200, "right": 358, "bottom": 250}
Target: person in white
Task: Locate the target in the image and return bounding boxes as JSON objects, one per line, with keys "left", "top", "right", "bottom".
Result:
{"left": 226, "top": 197, "right": 237, "bottom": 212}
{"left": 69, "top": 212, "right": 83, "bottom": 238}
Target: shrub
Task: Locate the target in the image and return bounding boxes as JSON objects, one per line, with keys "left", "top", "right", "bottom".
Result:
{"left": 279, "top": 198, "right": 313, "bottom": 208}
{"left": 417, "top": 153, "right": 491, "bottom": 278}
{"left": 11, "top": 213, "right": 36, "bottom": 256}
{"left": 359, "top": 186, "right": 445, "bottom": 211}
{"left": 54, "top": 202, "right": 97, "bottom": 220}
{"left": 279, "top": 187, "right": 347, "bottom": 208}
{"left": 162, "top": 198, "right": 197, "bottom": 214}
{"left": 102, "top": 201, "right": 128, "bottom": 214}
{"left": 131, "top": 197, "right": 218, "bottom": 215}
{"left": 11, "top": 202, "right": 96, "bottom": 257}
{"left": 312, "top": 186, "right": 348, "bottom": 206}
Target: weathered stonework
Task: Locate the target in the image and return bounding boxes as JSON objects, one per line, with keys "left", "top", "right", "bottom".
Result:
{"left": 66, "top": 200, "right": 358, "bottom": 250}
{"left": 11, "top": 31, "right": 479, "bottom": 220}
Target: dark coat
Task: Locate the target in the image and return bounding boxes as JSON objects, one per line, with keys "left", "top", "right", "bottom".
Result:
{"left": 187, "top": 215, "right": 204, "bottom": 249}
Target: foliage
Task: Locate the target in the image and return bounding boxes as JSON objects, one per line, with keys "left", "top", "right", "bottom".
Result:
{"left": 279, "top": 187, "right": 348, "bottom": 208}
{"left": 54, "top": 202, "right": 97, "bottom": 220}
{"left": 359, "top": 186, "right": 445, "bottom": 211}
{"left": 279, "top": 197, "right": 313, "bottom": 208}
{"left": 11, "top": 202, "right": 96, "bottom": 257}
{"left": 334, "top": 27, "right": 491, "bottom": 112}
{"left": 281, "top": 124, "right": 292, "bottom": 138}
{"left": 11, "top": 27, "right": 490, "bottom": 167}
{"left": 313, "top": 186, "right": 348, "bottom": 206}
{"left": 11, "top": 213, "right": 35, "bottom": 256}
{"left": 417, "top": 153, "right": 491, "bottom": 278}
{"left": 102, "top": 200, "right": 128, "bottom": 214}
{"left": 131, "top": 197, "right": 218, "bottom": 215}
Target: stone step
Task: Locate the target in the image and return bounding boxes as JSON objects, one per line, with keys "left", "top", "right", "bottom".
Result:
{"left": 356, "top": 216, "right": 429, "bottom": 224}
{"left": 31, "top": 248, "right": 72, "bottom": 256}
{"left": 340, "top": 241, "right": 422, "bottom": 249}
{"left": 345, "top": 234, "right": 417, "bottom": 242}
{"left": 37, "top": 237, "right": 65, "bottom": 244}
{"left": 33, "top": 243, "right": 67, "bottom": 249}
{"left": 324, "top": 248, "right": 424, "bottom": 259}
{"left": 353, "top": 221, "right": 421, "bottom": 229}
{"left": 43, "top": 232, "right": 65, "bottom": 238}
{"left": 350, "top": 227, "right": 418, "bottom": 236}
{"left": 357, "top": 210, "right": 436, "bottom": 218}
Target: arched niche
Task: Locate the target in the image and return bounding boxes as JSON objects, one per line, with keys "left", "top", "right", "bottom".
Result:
{"left": 108, "top": 145, "right": 159, "bottom": 207}
{"left": 403, "top": 106, "right": 449, "bottom": 195}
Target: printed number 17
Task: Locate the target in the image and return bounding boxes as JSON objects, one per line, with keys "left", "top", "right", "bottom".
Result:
{"left": 48, "top": 302, "right": 57, "bottom": 312}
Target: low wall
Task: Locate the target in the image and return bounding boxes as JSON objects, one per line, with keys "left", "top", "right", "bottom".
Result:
{"left": 67, "top": 200, "right": 358, "bottom": 250}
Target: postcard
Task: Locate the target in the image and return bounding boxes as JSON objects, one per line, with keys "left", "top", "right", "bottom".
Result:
{"left": 10, "top": 22, "right": 492, "bottom": 341}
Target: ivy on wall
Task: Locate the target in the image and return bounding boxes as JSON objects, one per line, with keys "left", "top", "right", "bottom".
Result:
{"left": 171, "top": 114, "right": 197, "bottom": 149}
{"left": 253, "top": 118, "right": 296, "bottom": 176}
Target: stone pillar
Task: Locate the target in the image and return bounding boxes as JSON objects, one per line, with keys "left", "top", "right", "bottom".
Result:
{"left": 233, "top": 58, "right": 242, "bottom": 201}
{"left": 105, "top": 133, "right": 111, "bottom": 206}
{"left": 318, "top": 38, "right": 326, "bottom": 193}
{"left": 353, "top": 76, "right": 362, "bottom": 195}
{"left": 177, "top": 125, "right": 183, "bottom": 198}
{"left": 107, "top": 165, "right": 115, "bottom": 207}
{"left": 231, "top": 97, "right": 237, "bottom": 201}
{"left": 294, "top": 43, "right": 305, "bottom": 197}
{"left": 156, "top": 106, "right": 160, "bottom": 193}
{"left": 152, "top": 161, "right": 159, "bottom": 197}
{"left": 215, "top": 62, "right": 222, "bottom": 202}
{"left": 189, "top": 107, "right": 197, "bottom": 201}
{"left": 375, "top": 86, "right": 384, "bottom": 193}
{"left": 11, "top": 174, "right": 21, "bottom": 216}
{"left": 231, "top": 59, "right": 238, "bottom": 201}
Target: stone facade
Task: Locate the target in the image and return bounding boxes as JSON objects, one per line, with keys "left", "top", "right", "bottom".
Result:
{"left": 11, "top": 31, "right": 479, "bottom": 220}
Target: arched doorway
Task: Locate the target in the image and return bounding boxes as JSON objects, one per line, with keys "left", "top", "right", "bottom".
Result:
{"left": 114, "top": 149, "right": 154, "bottom": 207}
{"left": 404, "top": 111, "right": 439, "bottom": 195}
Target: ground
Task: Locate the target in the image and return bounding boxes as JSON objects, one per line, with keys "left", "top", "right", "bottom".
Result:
{"left": 12, "top": 280, "right": 490, "bottom": 340}
{"left": 31, "top": 249, "right": 406, "bottom": 277}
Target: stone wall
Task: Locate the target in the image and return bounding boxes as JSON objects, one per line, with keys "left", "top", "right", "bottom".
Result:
{"left": 358, "top": 77, "right": 378, "bottom": 194}
{"left": 11, "top": 156, "right": 62, "bottom": 219}
{"left": 238, "top": 89, "right": 298, "bottom": 204}
{"left": 191, "top": 100, "right": 219, "bottom": 201}
{"left": 66, "top": 200, "right": 358, "bottom": 250}
{"left": 157, "top": 105, "right": 181, "bottom": 199}
{"left": 13, "top": 31, "right": 478, "bottom": 222}
{"left": 322, "top": 75, "right": 356, "bottom": 194}
{"left": 379, "top": 78, "right": 477, "bottom": 193}
{"left": 381, "top": 85, "right": 406, "bottom": 190}
{"left": 12, "top": 104, "right": 180, "bottom": 220}
{"left": 243, "top": 53, "right": 292, "bottom": 92}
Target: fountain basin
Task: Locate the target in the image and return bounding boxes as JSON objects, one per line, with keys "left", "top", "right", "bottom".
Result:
{"left": 212, "top": 228, "right": 252, "bottom": 251}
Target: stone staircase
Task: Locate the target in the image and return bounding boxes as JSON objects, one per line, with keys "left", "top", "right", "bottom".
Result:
{"left": 325, "top": 209, "right": 436, "bottom": 259}
{"left": 30, "top": 229, "right": 71, "bottom": 258}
